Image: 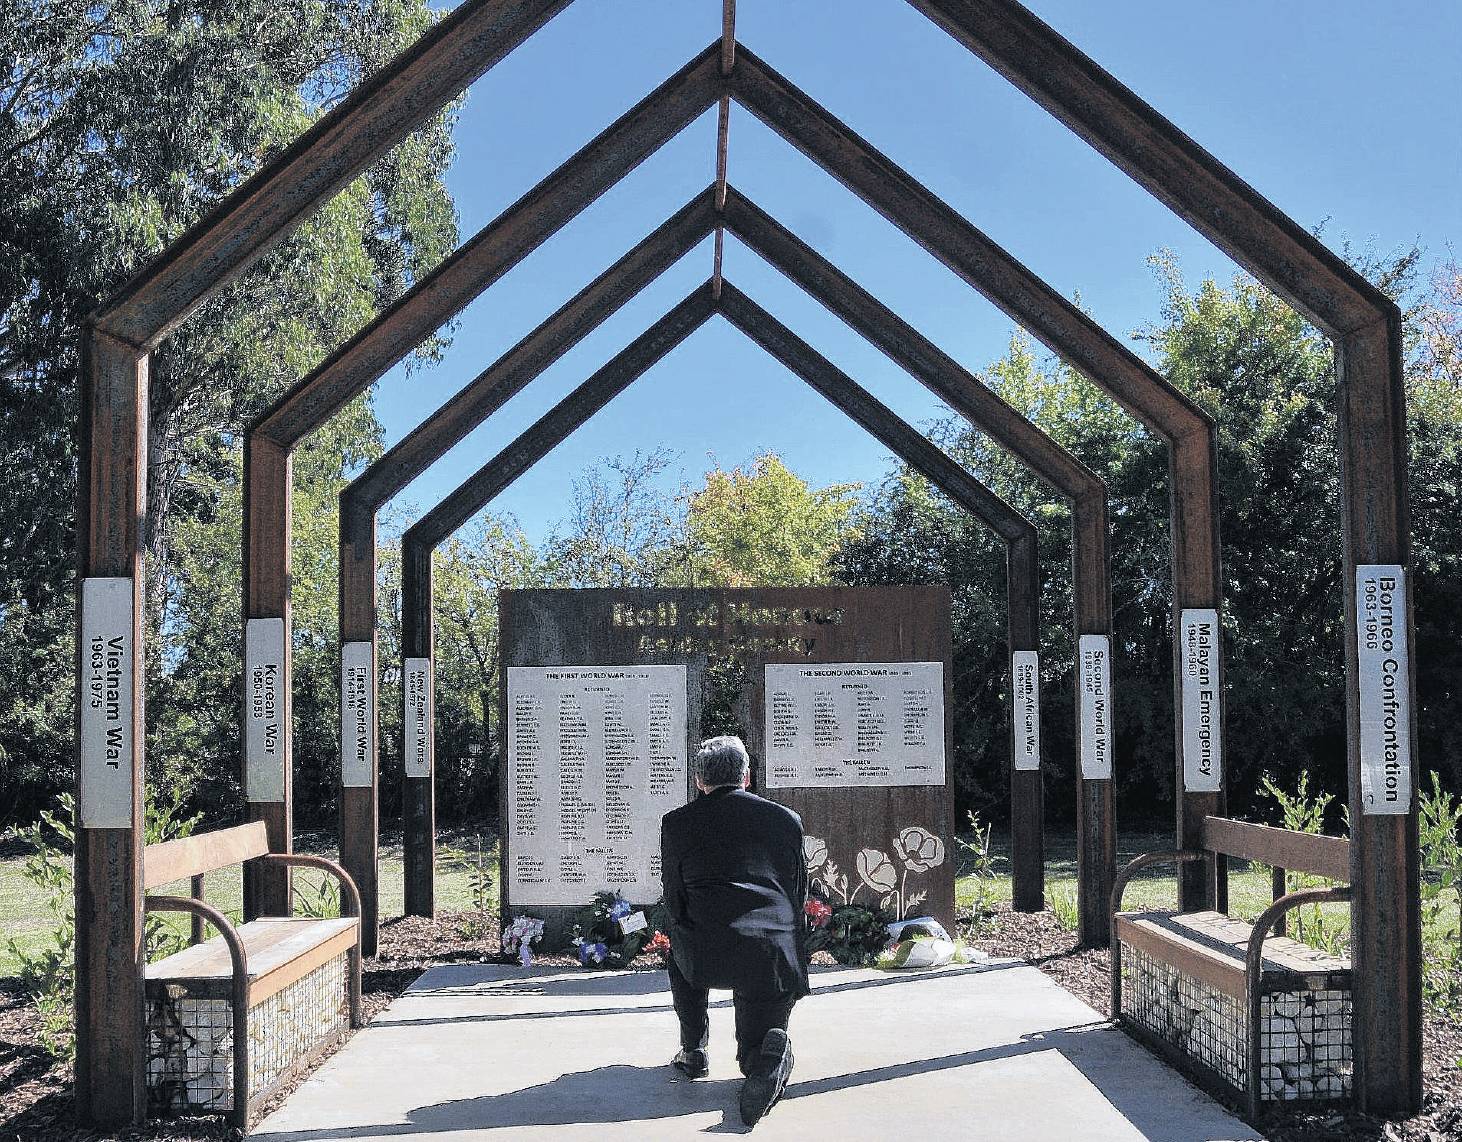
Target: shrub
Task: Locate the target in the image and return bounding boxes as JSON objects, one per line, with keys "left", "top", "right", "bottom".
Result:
{"left": 1419, "top": 770, "right": 1462, "bottom": 1010}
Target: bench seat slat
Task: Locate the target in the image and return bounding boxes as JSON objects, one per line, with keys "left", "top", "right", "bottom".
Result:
{"left": 143, "top": 821, "right": 271, "bottom": 889}
{"left": 1116, "top": 910, "right": 1351, "bottom": 1000}
{"left": 147, "top": 918, "right": 357, "bottom": 1006}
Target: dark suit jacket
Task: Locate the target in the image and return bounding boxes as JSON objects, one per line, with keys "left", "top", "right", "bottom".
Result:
{"left": 660, "top": 786, "right": 810, "bottom": 998}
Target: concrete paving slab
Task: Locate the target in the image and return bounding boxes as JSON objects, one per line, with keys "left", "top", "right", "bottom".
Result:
{"left": 253, "top": 957, "right": 1263, "bottom": 1141}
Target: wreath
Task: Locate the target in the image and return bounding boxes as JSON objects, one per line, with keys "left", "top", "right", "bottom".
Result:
{"left": 570, "top": 891, "right": 672, "bottom": 969}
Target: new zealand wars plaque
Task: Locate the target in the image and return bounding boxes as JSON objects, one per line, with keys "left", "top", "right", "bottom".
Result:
{"left": 507, "top": 665, "right": 688, "bottom": 906}
{"left": 763, "top": 662, "right": 945, "bottom": 788}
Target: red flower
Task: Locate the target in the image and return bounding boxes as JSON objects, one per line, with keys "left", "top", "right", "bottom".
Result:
{"left": 646, "top": 931, "right": 672, "bottom": 956}
{"left": 804, "top": 899, "right": 832, "bottom": 928}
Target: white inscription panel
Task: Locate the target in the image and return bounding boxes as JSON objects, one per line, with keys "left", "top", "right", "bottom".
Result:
{"left": 1078, "top": 634, "right": 1113, "bottom": 780}
{"left": 245, "top": 618, "right": 286, "bottom": 802}
{"left": 507, "top": 665, "right": 688, "bottom": 906}
{"left": 404, "top": 657, "right": 433, "bottom": 779}
{"left": 80, "top": 577, "right": 134, "bottom": 827}
{"left": 1357, "top": 565, "right": 1411, "bottom": 814}
{"left": 1011, "top": 651, "right": 1041, "bottom": 772}
{"left": 340, "top": 641, "right": 375, "bottom": 788}
{"left": 1180, "top": 609, "right": 1223, "bottom": 792}
{"left": 764, "top": 662, "right": 945, "bottom": 788}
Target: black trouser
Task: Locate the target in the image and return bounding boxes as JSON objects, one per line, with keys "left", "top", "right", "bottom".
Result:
{"left": 668, "top": 956, "right": 798, "bottom": 1075}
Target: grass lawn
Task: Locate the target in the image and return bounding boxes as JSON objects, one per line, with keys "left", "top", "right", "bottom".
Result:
{"left": 0, "top": 822, "right": 1403, "bottom": 982}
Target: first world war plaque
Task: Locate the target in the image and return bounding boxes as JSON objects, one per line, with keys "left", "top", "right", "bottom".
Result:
{"left": 506, "top": 665, "right": 689, "bottom": 905}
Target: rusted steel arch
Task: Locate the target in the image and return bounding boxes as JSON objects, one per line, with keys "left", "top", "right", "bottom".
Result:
{"left": 343, "top": 192, "right": 717, "bottom": 918}
{"left": 242, "top": 46, "right": 723, "bottom": 942}
{"left": 344, "top": 186, "right": 1110, "bottom": 921}
{"left": 906, "top": 0, "right": 1418, "bottom": 1109}
{"left": 726, "top": 47, "right": 1220, "bottom": 939}
{"left": 399, "top": 286, "right": 1038, "bottom": 908}
{"left": 720, "top": 191, "right": 1110, "bottom": 918}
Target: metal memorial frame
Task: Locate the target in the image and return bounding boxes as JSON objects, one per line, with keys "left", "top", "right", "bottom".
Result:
{"left": 73, "top": 0, "right": 1420, "bottom": 1124}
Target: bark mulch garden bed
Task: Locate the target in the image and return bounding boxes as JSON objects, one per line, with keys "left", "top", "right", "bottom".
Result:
{"left": 966, "top": 904, "right": 1462, "bottom": 1142}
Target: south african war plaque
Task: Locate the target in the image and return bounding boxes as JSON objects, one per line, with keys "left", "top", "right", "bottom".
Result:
{"left": 506, "top": 665, "right": 689, "bottom": 906}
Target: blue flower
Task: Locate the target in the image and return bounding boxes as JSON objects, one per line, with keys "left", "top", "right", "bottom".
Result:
{"left": 608, "top": 898, "right": 632, "bottom": 920}
{"left": 577, "top": 940, "right": 608, "bottom": 966}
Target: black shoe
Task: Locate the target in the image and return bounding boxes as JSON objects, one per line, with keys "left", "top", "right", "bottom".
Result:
{"left": 738, "top": 1029, "right": 793, "bottom": 1127}
{"left": 671, "top": 1048, "right": 709, "bottom": 1078}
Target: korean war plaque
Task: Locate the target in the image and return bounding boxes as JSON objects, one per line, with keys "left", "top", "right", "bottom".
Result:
{"left": 763, "top": 662, "right": 945, "bottom": 788}
{"left": 404, "top": 657, "right": 432, "bottom": 779}
{"left": 80, "top": 577, "right": 134, "bottom": 828}
{"left": 1078, "top": 634, "right": 1113, "bottom": 780}
{"left": 340, "top": 641, "right": 374, "bottom": 788}
{"left": 1011, "top": 651, "right": 1041, "bottom": 772}
{"left": 1356, "top": 565, "right": 1411, "bottom": 814}
{"left": 507, "top": 665, "right": 688, "bottom": 906}
{"left": 245, "top": 618, "right": 286, "bottom": 802}
{"left": 1180, "top": 609, "right": 1222, "bottom": 792}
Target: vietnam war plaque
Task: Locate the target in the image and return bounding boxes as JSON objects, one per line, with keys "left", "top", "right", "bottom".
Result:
{"left": 80, "top": 577, "right": 134, "bottom": 828}
{"left": 507, "top": 665, "right": 688, "bottom": 906}
{"left": 340, "top": 641, "right": 374, "bottom": 787}
{"left": 1180, "top": 609, "right": 1222, "bottom": 792}
{"left": 763, "top": 662, "right": 945, "bottom": 788}
{"left": 404, "top": 657, "right": 432, "bottom": 779}
{"left": 1078, "top": 634, "right": 1113, "bottom": 780}
{"left": 1356, "top": 565, "right": 1411, "bottom": 814}
{"left": 1011, "top": 651, "right": 1040, "bottom": 772}
{"left": 245, "top": 618, "right": 286, "bottom": 802}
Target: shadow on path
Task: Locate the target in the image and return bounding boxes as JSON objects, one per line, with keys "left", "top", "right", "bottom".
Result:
{"left": 257, "top": 1020, "right": 1255, "bottom": 1142}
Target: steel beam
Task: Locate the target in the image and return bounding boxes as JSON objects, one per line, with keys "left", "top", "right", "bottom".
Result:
{"left": 342, "top": 192, "right": 715, "bottom": 916}
{"left": 732, "top": 48, "right": 1222, "bottom": 939}
{"left": 92, "top": 0, "right": 573, "bottom": 350}
{"left": 908, "top": 1, "right": 1417, "bottom": 1105}
{"left": 723, "top": 190, "right": 1114, "bottom": 915}
{"left": 247, "top": 46, "right": 722, "bottom": 952}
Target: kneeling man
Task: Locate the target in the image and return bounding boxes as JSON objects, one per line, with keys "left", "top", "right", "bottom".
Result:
{"left": 660, "top": 735, "right": 808, "bottom": 1126}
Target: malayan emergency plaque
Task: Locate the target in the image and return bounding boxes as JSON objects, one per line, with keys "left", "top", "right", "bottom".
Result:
{"left": 1180, "top": 609, "right": 1222, "bottom": 793}
{"left": 1078, "top": 634, "right": 1113, "bottom": 780}
{"left": 80, "top": 577, "right": 134, "bottom": 828}
{"left": 764, "top": 662, "right": 945, "bottom": 788}
{"left": 1011, "top": 651, "right": 1041, "bottom": 772}
{"left": 507, "top": 665, "right": 688, "bottom": 906}
{"left": 340, "top": 641, "right": 375, "bottom": 788}
{"left": 404, "top": 657, "right": 432, "bottom": 779}
{"left": 245, "top": 617, "right": 286, "bottom": 802}
{"left": 1356, "top": 565, "right": 1411, "bottom": 814}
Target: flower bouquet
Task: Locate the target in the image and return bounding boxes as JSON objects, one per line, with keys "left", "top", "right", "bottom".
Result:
{"left": 804, "top": 890, "right": 895, "bottom": 966}
{"left": 500, "top": 915, "right": 545, "bottom": 966}
{"left": 570, "top": 891, "right": 669, "bottom": 969}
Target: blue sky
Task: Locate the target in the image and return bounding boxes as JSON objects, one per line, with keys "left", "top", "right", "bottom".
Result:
{"left": 370, "top": 1, "right": 1461, "bottom": 547}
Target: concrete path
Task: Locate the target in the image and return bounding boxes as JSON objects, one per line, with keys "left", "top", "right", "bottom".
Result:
{"left": 254, "top": 956, "right": 1263, "bottom": 1141}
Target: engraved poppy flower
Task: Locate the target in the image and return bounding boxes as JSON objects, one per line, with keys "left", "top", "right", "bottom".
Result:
{"left": 803, "top": 835, "right": 828, "bottom": 871}
{"left": 856, "top": 848, "right": 898, "bottom": 895}
{"left": 895, "top": 826, "right": 946, "bottom": 872}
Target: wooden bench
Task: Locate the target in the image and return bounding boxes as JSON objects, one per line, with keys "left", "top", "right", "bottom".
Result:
{"left": 1110, "top": 816, "right": 1352, "bottom": 1117}
{"left": 142, "top": 822, "right": 362, "bottom": 1129}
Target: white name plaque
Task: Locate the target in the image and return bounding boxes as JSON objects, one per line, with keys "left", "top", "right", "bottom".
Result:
{"left": 340, "top": 641, "right": 375, "bottom": 788}
{"left": 1078, "top": 634, "right": 1113, "bottom": 780}
{"left": 507, "top": 665, "right": 688, "bottom": 906}
{"left": 245, "top": 618, "right": 286, "bottom": 802}
{"left": 1011, "top": 651, "right": 1040, "bottom": 772}
{"left": 80, "top": 577, "right": 134, "bottom": 827}
{"left": 764, "top": 662, "right": 945, "bottom": 788}
{"left": 1357, "top": 565, "right": 1411, "bottom": 814}
{"left": 1180, "top": 609, "right": 1223, "bottom": 792}
{"left": 404, "top": 657, "right": 433, "bottom": 779}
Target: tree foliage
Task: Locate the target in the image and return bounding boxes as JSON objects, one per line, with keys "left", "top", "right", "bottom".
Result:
{"left": 0, "top": 0, "right": 457, "bottom": 822}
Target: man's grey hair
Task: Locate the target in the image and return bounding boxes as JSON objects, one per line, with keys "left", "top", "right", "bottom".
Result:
{"left": 695, "top": 735, "right": 750, "bottom": 789}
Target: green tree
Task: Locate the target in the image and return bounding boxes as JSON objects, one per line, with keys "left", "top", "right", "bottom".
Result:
{"left": 0, "top": 1, "right": 458, "bottom": 823}
{"left": 681, "top": 452, "right": 861, "bottom": 587}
